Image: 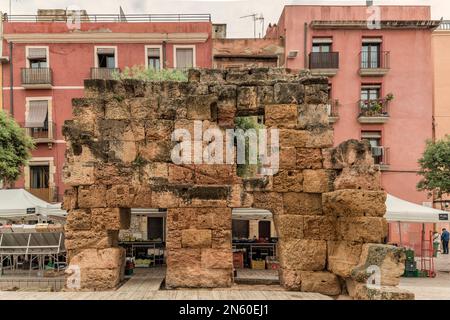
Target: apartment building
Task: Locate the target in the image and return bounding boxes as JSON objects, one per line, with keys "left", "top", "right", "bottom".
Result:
{"left": 0, "top": 10, "right": 213, "bottom": 202}
{"left": 266, "top": 5, "right": 439, "bottom": 206}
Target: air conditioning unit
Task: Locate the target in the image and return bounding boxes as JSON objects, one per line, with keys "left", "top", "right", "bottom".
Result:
{"left": 287, "top": 50, "right": 299, "bottom": 59}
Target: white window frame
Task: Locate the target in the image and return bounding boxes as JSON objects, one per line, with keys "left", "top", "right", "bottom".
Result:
{"left": 145, "top": 45, "right": 163, "bottom": 69}
{"left": 173, "top": 45, "right": 196, "bottom": 69}
{"left": 94, "top": 46, "right": 118, "bottom": 68}
{"left": 24, "top": 157, "right": 56, "bottom": 190}
{"left": 25, "top": 46, "right": 50, "bottom": 68}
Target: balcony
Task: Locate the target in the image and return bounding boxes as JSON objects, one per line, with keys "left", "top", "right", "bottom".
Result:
{"left": 21, "top": 122, "right": 56, "bottom": 145}
{"left": 90, "top": 68, "right": 120, "bottom": 80}
{"left": 309, "top": 52, "right": 339, "bottom": 77}
{"left": 371, "top": 146, "right": 390, "bottom": 171}
{"left": 21, "top": 68, "right": 53, "bottom": 89}
{"left": 357, "top": 99, "right": 390, "bottom": 124}
{"left": 326, "top": 99, "right": 339, "bottom": 124}
{"left": 359, "top": 51, "right": 390, "bottom": 77}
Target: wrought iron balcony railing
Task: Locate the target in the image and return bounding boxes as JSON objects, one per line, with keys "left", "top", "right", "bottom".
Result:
{"left": 20, "top": 121, "right": 56, "bottom": 143}
{"left": 90, "top": 68, "right": 120, "bottom": 80}
{"left": 309, "top": 52, "right": 339, "bottom": 69}
{"left": 21, "top": 68, "right": 53, "bottom": 88}
{"left": 359, "top": 51, "right": 390, "bottom": 70}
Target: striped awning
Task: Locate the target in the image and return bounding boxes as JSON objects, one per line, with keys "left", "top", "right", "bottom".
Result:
{"left": 27, "top": 48, "right": 47, "bottom": 60}
{"left": 25, "top": 101, "right": 48, "bottom": 128}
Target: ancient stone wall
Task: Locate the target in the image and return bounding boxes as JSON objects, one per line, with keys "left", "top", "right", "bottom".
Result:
{"left": 62, "top": 68, "right": 411, "bottom": 299}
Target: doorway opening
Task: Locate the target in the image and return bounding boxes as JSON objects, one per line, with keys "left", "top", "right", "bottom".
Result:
{"left": 232, "top": 208, "right": 280, "bottom": 285}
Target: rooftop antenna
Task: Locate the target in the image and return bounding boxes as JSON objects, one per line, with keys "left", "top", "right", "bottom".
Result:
{"left": 119, "top": 6, "right": 127, "bottom": 22}
{"left": 240, "top": 13, "right": 264, "bottom": 39}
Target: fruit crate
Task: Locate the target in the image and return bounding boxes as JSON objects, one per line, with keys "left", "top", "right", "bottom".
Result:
{"left": 251, "top": 259, "right": 266, "bottom": 270}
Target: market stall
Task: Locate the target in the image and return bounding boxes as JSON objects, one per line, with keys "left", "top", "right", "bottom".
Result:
{"left": 232, "top": 208, "right": 279, "bottom": 271}
{"left": 0, "top": 189, "right": 67, "bottom": 223}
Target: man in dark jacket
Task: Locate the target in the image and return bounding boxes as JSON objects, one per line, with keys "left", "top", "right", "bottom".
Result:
{"left": 441, "top": 228, "right": 449, "bottom": 254}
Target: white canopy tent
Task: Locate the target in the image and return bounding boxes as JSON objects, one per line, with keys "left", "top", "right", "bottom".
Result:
{"left": 0, "top": 189, "right": 67, "bottom": 221}
{"left": 385, "top": 194, "right": 449, "bottom": 223}
{"left": 232, "top": 208, "right": 272, "bottom": 221}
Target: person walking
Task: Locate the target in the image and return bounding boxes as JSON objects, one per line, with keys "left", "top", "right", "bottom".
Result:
{"left": 441, "top": 228, "right": 449, "bottom": 254}
{"left": 433, "top": 231, "right": 441, "bottom": 257}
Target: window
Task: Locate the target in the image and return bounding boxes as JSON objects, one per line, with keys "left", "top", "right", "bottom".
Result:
{"left": 361, "top": 86, "right": 380, "bottom": 101}
{"left": 25, "top": 100, "right": 49, "bottom": 134}
{"left": 146, "top": 47, "right": 161, "bottom": 70}
{"left": 30, "top": 165, "right": 49, "bottom": 189}
{"left": 27, "top": 47, "right": 48, "bottom": 68}
{"left": 232, "top": 220, "right": 249, "bottom": 239}
{"left": 147, "top": 217, "right": 164, "bottom": 241}
{"left": 96, "top": 47, "right": 116, "bottom": 68}
{"left": 175, "top": 46, "right": 195, "bottom": 69}
{"left": 361, "top": 40, "right": 381, "bottom": 69}
{"left": 312, "top": 38, "right": 332, "bottom": 53}
{"left": 361, "top": 131, "right": 382, "bottom": 164}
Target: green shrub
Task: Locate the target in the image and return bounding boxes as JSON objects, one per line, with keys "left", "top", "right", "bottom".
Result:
{"left": 112, "top": 65, "right": 188, "bottom": 82}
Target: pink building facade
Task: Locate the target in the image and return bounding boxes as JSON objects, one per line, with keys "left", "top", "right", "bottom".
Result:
{"left": 0, "top": 12, "right": 213, "bottom": 202}
{"left": 267, "top": 5, "right": 438, "bottom": 206}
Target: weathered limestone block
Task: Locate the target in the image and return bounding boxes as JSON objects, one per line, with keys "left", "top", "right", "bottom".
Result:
{"left": 346, "top": 279, "right": 414, "bottom": 300}
{"left": 265, "top": 104, "right": 298, "bottom": 128}
{"left": 334, "top": 166, "right": 382, "bottom": 191}
{"left": 296, "top": 148, "right": 323, "bottom": 169}
{"left": 145, "top": 119, "right": 174, "bottom": 141}
{"left": 274, "top": 215, "right": 304, "bottom": 239}
{"left": 212, "top": 229, "right": 232, "bottom": 249}
{"left": 186, "top": 94, "right": 216, "bottom": 120}
{"left": 283, "top": 192, "right": 322, "bottom": 215}
{"left": 304, "top": 84, "right": 328, "bottom": 104}
{"left": 329, "top": 139, "right": 374, "bottom": 169}
{"left": 273, "top": 170, "right": 303, "bottom": 192}
{"left": 279, "top": 268, "right": 302, "bottom": 291}
{"left": 138, "top": 141, "right": 172, "bottom": 162}
{"left": 66, "top": 209, "right": 91, "bottom": 231}
{"left": 131, "top": 185, "right": 153, "bottom": 208}
{"left": 327, "top": 241, "right": 363, "bottom": 278}
{"left": 278, "top": 239, "right": 327, "bottom": 271}
{"left": 237, "top": 86, "right": 258, "bottom": 110}
{"left": 303, "top": 169, "right": 332, "bottom": 193}
{"left": 257, "top": 86, "right": 274, "bottom": 105}
{"left": 252, "top": 192, "right": 284, "bottom": 215}
{"left": 105, "top": 185, "right": 134, "bottom": 208}
{"left": 167, "top": 208, "right": 231, "bottom": 231}
{"left": 303, "top": 216, "right": 336, "bottom": 240}
{"left": 63, "top": 188, "right": 78, "bottom": 211}
{"left": 65, "top": 229, "right": 118, "bottom": 251}
{"left": 77, "top": 185, "right": 107, "bottom": 208}
{"left": 201, "top": 249, "right": 233, "bottom": 269}
{"left": 168, "top": 164, "right": 195, "bottom": 183}
{"left": 67, "top": 247, "right": 125, "bottom": 290}
{"left": 128, "top": 97, "right": 158, "bottom": 119}
{"left": 337, "top": 217, "right": 387, "bottom": 243}
{"left": 297, "top": 104, "right": 329, "bottom": 130}
{"left": 181, "top": 229, "right": 212, "bottom": 248}
{"left": 279, "top": 147, "right": 297, "bottom": 169}
{"left": 91, "top": 208, "right": 131, "bottom": 231}
{"left": 279, "top": 130, "right": 309, "bottom": 147}
{"left": 322, "top": 189, "right": 386, "bottom": 217}
{"left": 63, "top": 162, "right": 95, "bottom": 186}
{"left": 351, "top": 244, "right": 406, "bottom": 286}
{"left": 305, "top": 129, "right": 334, "bottom": 148}
{"left": 228, "top": 184, "right": 254, "bottom": 208}
{"left": 194, "top": 164, "right": 237, "bottom": 185}
{"left": 274, "top": 83, "right": 304, "bottom": 104}
{"left": 105, "top": 98, "right": 129, "bottom": 120}
{"left": 300, "top": 271, "right": 341, "bottom": 296}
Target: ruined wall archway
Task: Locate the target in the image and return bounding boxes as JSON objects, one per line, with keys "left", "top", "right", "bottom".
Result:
{"left": 63, "top": 68, "right": 408, "bottom": 298}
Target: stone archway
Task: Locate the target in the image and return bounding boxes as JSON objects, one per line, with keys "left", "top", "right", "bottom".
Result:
{"left": 62, "top": 68, "right": 411, "bottom": 299}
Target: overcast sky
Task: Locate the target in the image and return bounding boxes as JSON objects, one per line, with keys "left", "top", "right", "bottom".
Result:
{"left": 0, "top": 0, "right": 446, "bottom": 38}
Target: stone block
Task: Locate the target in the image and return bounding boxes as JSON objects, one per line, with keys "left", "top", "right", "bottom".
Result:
{"left": 252, "top": 192, "right": 284, "bottom": 215}
{"left": 237, "top": 86, "right": 258, "bottom": 110}
{"left": 186, "top": 95, "right": 216, "bottom": 120}
{"left": 279, "top": 130, "right": 309, "bottom": 147}
{"left": 145, "top": 119, "right": 174, "bottom": 141}
{"left": 297, "top": 104, "right": 329, "bottom": 130}
{"left": 181, "top": 229, "right": 212, "bottom": 248}
{"left": 273, "top": 170, "right": 303, "bottom": 192}
{"left": 279, "top": 268, "right": 302, "bottom": 291}
{"left": 265, "top": 104, "right": 298, "bottom": 128}
{"left": 327, "top": 241, "right": 363, "bottom": 278}
{"left": 296, "top": 148, "right": 323, "bottom": 169}
{"left": 279, "top": 147, "right": 297, "bottom": 169}
{"left": 351, "top": 244, "right": 406, "bottom": 286}
{"left": 322, "top": 189, "right": 386, "bottom": 217}
{"left": 346, "top": 279, "right": 414, "bottom": 300}
{"left": 304, "top": 84, "right": 328, "bottom": 104}
{"left": 91, "top": 208, "right": 131, "bottom": 231}
{"left": 274, "top": 83, "right": 304, "bottom": 104}
{"left": 166, "top": 266, "right": 232, "bottom": 288}
{"left": 257, "top": 85, "right": 274, "bottom": 105}
{"left": 334, "top": 166, "right": 382, "bottom": 191}
{"left": 168, "top": 164, "right": 195, "bottom": 183}
{"left": 305, "top": 129, "right": 334, "bottom": 148}
{"left": 278, "top": 239, "right": 327, "bottom": 271}
{"left": 77, "top": 185, "right": 107, "bottom": 208}
{"left": 66, "top": 209, "right": 91, "bottom": 231}
{"left": 283, "top": 192, "right": 322, "bottom": 215}
{"left": 303, "top": 216, "right": 336, "bottom": 240}
{"left": 303, "top": 169, "right": 332, "bottom": 193}
{"left": 337, "top": 217, "right": 388, "bottom": 243}
{"left": 274, "top": 215, "right": 304, "bottom": 239}
{"left": 201, "top": 249, "right": 233, "bottom": 269}
{"left": 300, "top": 271, "right": 341, "bottom": 296}
{"left": 105, "top": 185, "right": 134, "bottom": 208}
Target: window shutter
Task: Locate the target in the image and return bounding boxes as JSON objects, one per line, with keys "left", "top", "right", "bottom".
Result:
{"left": 28, "top": 48, "right": 47, "bottom": 60}
{"left": 176, "top": 48, "right": 193, "bottom": 69}
{"left": 25, "top": 100, "right": 48, "bottom": 128}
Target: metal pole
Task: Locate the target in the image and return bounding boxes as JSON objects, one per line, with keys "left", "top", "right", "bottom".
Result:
{"left": 9, "top": 41, "right": 14, "bottom": 116}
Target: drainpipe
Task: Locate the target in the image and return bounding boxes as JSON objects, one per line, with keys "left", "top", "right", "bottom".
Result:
{"left": 162, "top": 41, "right": 167, "bottom": 69}
{"left": 304, "top": 22, "right": 308, "bottom": 69}
{"left": 9, "top": 41, "right": 13, "bottom": 116}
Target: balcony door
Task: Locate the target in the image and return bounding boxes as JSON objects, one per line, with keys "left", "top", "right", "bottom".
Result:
{"left": 29, "top": 164, "right": 50, "bottom": 202}
{"left": 361, "top": 43, "right": 381, "bottom": 69}
{"left": 312, "top": 43, "right": 331, "bottom": 53}
{"left": 97, "top": 49, "right": 116, "bottom": 68}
